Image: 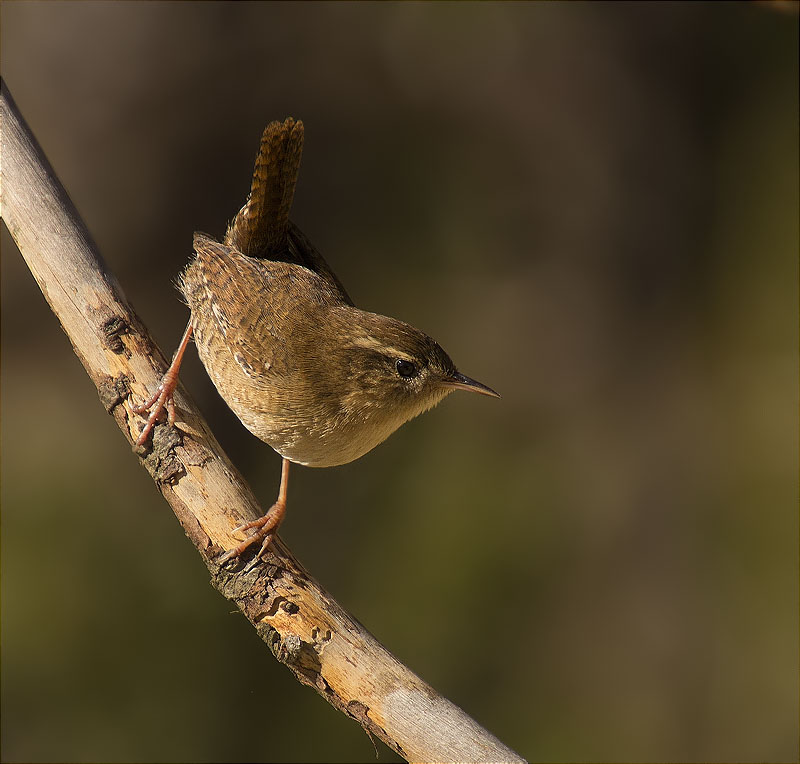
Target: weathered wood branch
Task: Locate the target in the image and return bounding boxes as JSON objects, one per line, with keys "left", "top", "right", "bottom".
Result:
{"left": 0, "top": 80, "right": 525, "bottom": 764}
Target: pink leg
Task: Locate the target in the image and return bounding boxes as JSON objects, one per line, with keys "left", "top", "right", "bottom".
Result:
{"left": 219, "top": 458, "right": 290, "bottom": 563}
{"left": 133, "top": 321, "right": 193, "bottom": 446}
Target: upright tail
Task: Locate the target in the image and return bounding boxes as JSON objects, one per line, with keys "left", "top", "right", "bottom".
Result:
{"left": 225, "top": 118, "right": 304, "bottom": 258}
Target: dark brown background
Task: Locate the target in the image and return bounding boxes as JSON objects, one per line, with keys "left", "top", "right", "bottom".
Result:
{"left": 2, "top": 2, "right": 797, "bottom": 762}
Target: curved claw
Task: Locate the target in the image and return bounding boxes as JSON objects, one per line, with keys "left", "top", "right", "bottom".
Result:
{"left": 219, "top": 500, "right": 286, "bottom": 564}
{"left": 133, "top": 380, "right": 177, "bottom": 446}
{"left": 133, "top": 322, "right": 193, "bottom": 446}
{"left": 219, "top": 459, "right": 290, "bottom": 565}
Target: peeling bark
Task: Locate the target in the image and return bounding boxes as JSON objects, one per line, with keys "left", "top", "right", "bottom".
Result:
{"left": 0, "top": 79, "right": 526, "bottom": 764}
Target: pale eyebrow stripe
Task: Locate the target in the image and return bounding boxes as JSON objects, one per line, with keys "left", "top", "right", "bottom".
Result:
{"left": 349, "top": 335, "right": 412, "bottom": 359}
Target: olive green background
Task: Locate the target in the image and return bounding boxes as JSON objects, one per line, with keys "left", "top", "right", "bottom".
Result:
{"left": 1, "top": 2, "right": 797, "bottom": 762}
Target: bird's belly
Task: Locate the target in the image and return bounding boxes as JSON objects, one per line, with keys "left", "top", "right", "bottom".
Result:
{"left": 252, "top": 410, "right": 402, "bottom": 468}
{"left": 189, "top": 303, "right": 414, "bottom": 469}
{"left": 277, "top": 421, "right": 399, "bottom": 468}
{"left": 200, "top": 360, "right": 402, "bottom": 468}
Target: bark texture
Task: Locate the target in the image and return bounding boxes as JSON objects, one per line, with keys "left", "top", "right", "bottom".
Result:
{"left": 0, "top": 80, "right": 525, "bottom": 764}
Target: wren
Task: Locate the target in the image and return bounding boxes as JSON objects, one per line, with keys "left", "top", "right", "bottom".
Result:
{"left": 134, "top": 118, "right": 499, "bottom": 562}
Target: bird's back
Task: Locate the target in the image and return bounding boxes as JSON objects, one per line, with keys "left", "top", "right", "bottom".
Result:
{"left": 181, "top": 233, "right": 350, "bottom": 455}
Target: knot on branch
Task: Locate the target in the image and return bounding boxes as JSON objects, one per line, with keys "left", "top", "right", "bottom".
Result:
{"left": 101, "top": 315, "right": 131, "bottom": 355}
{"left": 139, "top": 423, "right": 185, "bottom": 484}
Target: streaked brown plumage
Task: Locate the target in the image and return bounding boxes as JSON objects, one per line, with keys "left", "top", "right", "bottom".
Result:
{"left": 135, "top": 119, "right": 498, "bottom": 562}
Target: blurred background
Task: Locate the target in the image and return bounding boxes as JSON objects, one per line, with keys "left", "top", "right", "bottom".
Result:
{"left": 1, "top": 2, "right": 797, "bottom": 762}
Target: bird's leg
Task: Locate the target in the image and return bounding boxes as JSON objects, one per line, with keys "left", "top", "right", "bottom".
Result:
{"left": 133, "top": 321, "right": 194, "bottom": 446}
{"left": 219, "top": 458, "right": 290, "bottom": 563}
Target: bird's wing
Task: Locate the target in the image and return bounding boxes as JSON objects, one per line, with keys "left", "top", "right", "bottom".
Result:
{"left": 185, "top": 232, "right": 335, "bottom": 382}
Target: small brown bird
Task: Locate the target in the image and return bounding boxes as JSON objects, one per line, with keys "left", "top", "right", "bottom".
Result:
{"left": 134, "top": 119, "right": 498, "bottom": 562}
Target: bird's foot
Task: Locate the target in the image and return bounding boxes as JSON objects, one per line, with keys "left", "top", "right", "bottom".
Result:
{"left": 219, "top": 499, "right": 287, "bottom": 564}
{"left": 132, "top": 322, "right": 193, "bottom": 447}
{"left": 132, "top": 376, "right": 178, "bottom": 447}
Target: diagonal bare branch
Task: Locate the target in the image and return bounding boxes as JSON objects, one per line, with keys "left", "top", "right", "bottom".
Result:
{"left": 0, "top": 79, "right": 525, "bottom": 764}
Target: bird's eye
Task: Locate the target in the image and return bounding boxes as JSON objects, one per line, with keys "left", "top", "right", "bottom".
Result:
{"left": 395, "top": 359, "right": 418, "bottom": 379}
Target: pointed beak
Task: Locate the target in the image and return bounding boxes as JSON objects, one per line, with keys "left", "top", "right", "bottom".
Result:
{"left": 444, "top": 371, "right": 501, "bottom": 398}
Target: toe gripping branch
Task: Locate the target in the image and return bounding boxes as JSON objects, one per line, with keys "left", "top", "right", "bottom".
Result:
{"left": 132, "top": 322, "right": 193, "bottom": 447}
